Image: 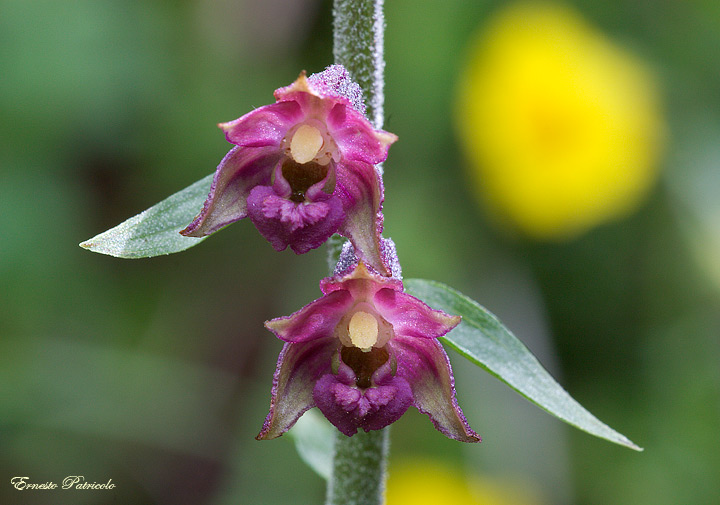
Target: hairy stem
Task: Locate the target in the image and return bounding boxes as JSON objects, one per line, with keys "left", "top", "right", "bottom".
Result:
{"left": 326, "top": 429, "right": 390, "bottom": 505}
{"left": 327, "top": 2, "right": 389, "bottom": 504}
{"left": 333, "top": 0, "right": 386, "bottom": 130}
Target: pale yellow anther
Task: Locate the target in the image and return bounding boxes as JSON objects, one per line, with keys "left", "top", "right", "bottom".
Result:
{"left": 348, "top": 311, "right": 379, "bottom": 352}
{"left": 290, "top": 125, "right": 324, "bottom": 164}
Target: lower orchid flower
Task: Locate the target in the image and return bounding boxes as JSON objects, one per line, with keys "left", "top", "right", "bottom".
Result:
{"left": 257, "top": 243, "right": 480, "bottom": 442}
{"left": 180, "top": 65, "right": 397, "bottom": 275}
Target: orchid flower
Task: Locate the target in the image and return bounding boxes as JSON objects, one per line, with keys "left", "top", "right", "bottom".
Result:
{"left": 257, "top": 242, "right": 480, "bottom": 442}
{"left": 181, "top": 65, "right": 397, "bottom": 274}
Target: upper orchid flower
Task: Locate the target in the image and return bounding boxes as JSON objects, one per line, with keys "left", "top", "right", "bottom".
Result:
{"left": 257, "top": 242, "right": 480, "bottom": 442}
{"left": 180, "top": 65, "right": 397, "bottom": 274}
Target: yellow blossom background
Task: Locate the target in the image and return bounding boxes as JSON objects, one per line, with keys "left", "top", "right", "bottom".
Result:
{"left": 386, "top": 459, "right": 543, "bottom": 505}
{"left": 456, "top": 2, "right": 665, "bottom": 239}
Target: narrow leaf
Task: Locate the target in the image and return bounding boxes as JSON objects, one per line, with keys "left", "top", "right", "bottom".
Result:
{"left": 404, "top": 278, "right": 642, "bottom": 451}
{"left": 80, "top": 174, "right": 213, "bottom": 258}
{"left": 288, "top": 409, "right": 335, "bottom": 481}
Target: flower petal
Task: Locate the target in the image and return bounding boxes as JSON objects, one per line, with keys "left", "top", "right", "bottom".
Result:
{"left": 220, "top": 100, "right": 304, "bottom": 148}
{"left": 313, "top": 361, "right": 413, "bottom": 436}
{"left": 274, "top": 71, "right": 315, "bottom": 102}
{"left": 275, "top": 68, "right": 364, "bottom": 117}
{"left": 307, "top": 64, "right": 367, "bottom": 115}
{"left": 374, "top": 289, "right": 461, "bottom": 339}
{"left": 181, "top": 146, "right": 281, "bottom": 237}
{"left": 361, "top": 365, "right": 414, "bottom": 431}
{"left": 390, "top": 337, "right": 481, "bottom": 443}
{"left": 335, "top": 160, "right": 387, "bottom": 275}
{"left": 327, "top": 102, "right": 398, "bottom": 164}
{"left": 247, "top": 186, "right": 345, "bottom": 254}
{"left": 330, "top": 238, "right": 404, "bottom": 281}
{"left": 321, "top": 261, "right": 402, "bottom": 300}
{"left": 265, "top": 290, "right": 354, "bottom": 343}
{"left": 257, "top": 338, "right": 338, "bottom": 440}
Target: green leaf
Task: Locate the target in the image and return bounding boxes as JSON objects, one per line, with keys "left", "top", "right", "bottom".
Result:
{"left": 404, "top": 278, "right": 642, "bottom": 451}
{"left": 288, "top": 409, "right": 335, "bottom": 481}
{"left": 80, "top": 174, "right": 213, "bottom": 258}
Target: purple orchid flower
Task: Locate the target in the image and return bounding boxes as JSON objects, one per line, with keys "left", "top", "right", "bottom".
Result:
{"left": 256, "top": 243, "right": 480, "bottom": 442}
{"left": 180, "top": 65, "right": 397, "bottom": 274}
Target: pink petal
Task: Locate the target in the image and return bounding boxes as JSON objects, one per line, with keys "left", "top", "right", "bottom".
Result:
{"left": 313, "top": 360, "right": 413, "bottom": 436}
{"left": 181, "top": 146, "right": 280, "bottom": 237}
{"left": 373, "top": 289, "right": 461, "bottom": 339}
{"left": 334, "top": 160, "right": 387, "bottom": 275}
{"left": 265, "top": 290, "right": 354, "bottom": 343}
{"left": 390, "top": 337, "right": 481, "bottom": 443}
{"left": 247, "top": 186, "right": 345, "bottom": 254}
{"left": 327, "top": 103, "right": 397, "bottom": 164}
{"left": 307, "top": 64, "right": 367, "bottom": 115}
{"left": 256, "top": 338, "right": 338, "bottom": 440}
{"left": 220, "top": 101, "right": 304, "bottom": 148}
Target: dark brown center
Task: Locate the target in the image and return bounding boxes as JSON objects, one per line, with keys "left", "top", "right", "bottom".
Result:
{"left": 281, "top": 159, "right": 328, "bottom": 203}
{"left": 340, "top": 346, "right": 389, "bottom": 389}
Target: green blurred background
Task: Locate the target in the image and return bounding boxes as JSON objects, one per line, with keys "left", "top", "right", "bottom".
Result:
{"left": 2, "top": 0, "right": 719, "bottom": 504}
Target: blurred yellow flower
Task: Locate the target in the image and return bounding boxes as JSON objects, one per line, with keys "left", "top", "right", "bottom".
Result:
{"left": 385, "top": 459, "right": 542, "bottom": 505}
{"left": 456, "top": 2, "right": 665, "bottom": 239}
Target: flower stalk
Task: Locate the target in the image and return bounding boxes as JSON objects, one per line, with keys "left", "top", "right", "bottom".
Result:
{"left": 326, "top": 428, "right": 389, "bottom": 505}
{"left": 330, "top": 1, "right": 388, "bottom": 503}
{"left": 333, "top": 0, "right": 386, "bottom": 131}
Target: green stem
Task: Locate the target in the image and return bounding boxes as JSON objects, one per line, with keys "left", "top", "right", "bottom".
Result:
{"left": 326, "top": 429, "right": 390, "bottom": 505}
{"left": 328, "top": 2, "right": 389, "bottom": 504}
{"left": 333, "top": 0, "right": 386, "bottom": 130}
